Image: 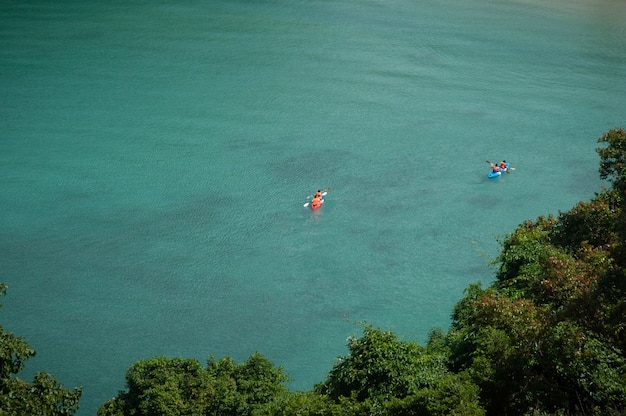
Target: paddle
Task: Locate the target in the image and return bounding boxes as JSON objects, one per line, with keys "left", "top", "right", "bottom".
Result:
{"left": 303, "top": 190, "right": 329, "bottom": 207}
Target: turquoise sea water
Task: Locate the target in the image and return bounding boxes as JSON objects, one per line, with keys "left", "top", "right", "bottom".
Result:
{"left": 1, "top": 0, "right": 625, "bottom": 414}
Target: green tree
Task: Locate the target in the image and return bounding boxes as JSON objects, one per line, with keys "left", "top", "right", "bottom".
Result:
{"left": 448, "top": 286, "right": 555, "bottom": 414}
{"left": 456, "top": 248, "right": 626, "bottom": 414}
{"left": 317, "top": 325, "right": 444, "bottom": 401}
{"left": 251, "top": 390, "right": 344, "bottom": 416}
{"left": 98, "top": 352, "right": 289, "bottom": 416}
{"left": 595, "top": 127, "right": 626, "bottom": 268}
{"left": 205, "top": 352, "right": 290, "bottom": 416}
{"left": 316, "top": 325, "right": 484, "bottom": 415}
{"left": 0, "top": 283, "right": 82, "bottom": 415}
{"left": 98, "top": 356, "right": 215, "bottom": 416}
{"left": 597, "top": 127, "right": 626, "bottom": 192}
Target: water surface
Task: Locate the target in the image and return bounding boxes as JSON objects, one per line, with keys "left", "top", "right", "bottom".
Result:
{"left": 1, "top": 0, "right": 625, "bottom": 414}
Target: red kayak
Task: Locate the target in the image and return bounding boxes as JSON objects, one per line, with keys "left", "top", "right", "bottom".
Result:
{"left": 303, "top": 191, "right": 328, "bottom": 209}
{"left": 310, "top": 197, "right": 324, "bottom": 210}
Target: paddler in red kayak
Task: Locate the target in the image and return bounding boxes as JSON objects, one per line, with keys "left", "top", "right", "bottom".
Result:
{"left": 310, "top": 190, "right": 324, "bottom": 209}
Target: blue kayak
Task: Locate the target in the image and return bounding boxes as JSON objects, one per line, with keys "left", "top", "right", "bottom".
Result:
{"left": 488, "top": 163, "right": 509, "bottom": 178}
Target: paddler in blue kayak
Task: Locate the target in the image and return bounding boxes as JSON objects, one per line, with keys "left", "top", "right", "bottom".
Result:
{"left": 486, "top": 159, "right": 515, "bottom": 175}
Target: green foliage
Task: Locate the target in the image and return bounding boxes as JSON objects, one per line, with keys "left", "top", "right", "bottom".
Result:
{"left": 1, "top": 372, "right": 82, "bottom": 416}
{"left": 597, "top": 127, "right": 626, "bottom": 191}
{"left": 103, "top": 356, "right": 214, "bottom": 416}
{"left": 494, "top": 215, "right": 556, "bottom": 285}
{"left": 595, "top": 127, "right": 626, "bottom": 269}
{"left": 495, "top": 238, "right": 597, "bottom": 311}
{"left": 206, "top": 352, "right": 290, "bottom": 415}
{"left": 552, "top": 196, "right": 619, "bottom": 250}
{"left": 384, "top": 372, "right": 485, "bottom": 416}
{"left": 98, "top": 352, "right": 289, "bottom": 416}
{"left": 449, "top": 289, "right": 557, "bottom": 414}
{"left": 315, "top": 325, "right": 484, "bottom": 415}
{"left": 543, "top": 322, "right": 626, "bottom": 407}
{"left": 0, "top": 322, "right": 35, "bottom": 380}
{"left": 251, "top": 391, "right": 343, "bottom": 416}
{"left": 0, "top": 283, "right": 82, "bottom": 416}
{"left": 424, "top": 327, "right": 448, "bottom": 355}
{"left": 317, "top": 325, "right": 445, "bottom": 401}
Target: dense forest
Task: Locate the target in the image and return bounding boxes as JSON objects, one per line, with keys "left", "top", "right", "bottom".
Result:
{"left": 2, "top": 128, "right": 625, "bottom": 415}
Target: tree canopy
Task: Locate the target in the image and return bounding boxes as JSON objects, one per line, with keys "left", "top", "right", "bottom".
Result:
{"left": 97, "top": 352, "right": 290, "bottom": 416}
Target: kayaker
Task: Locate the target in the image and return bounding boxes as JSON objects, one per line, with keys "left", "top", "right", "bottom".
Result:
{"left": 311, "top": 196, "right": 322, "bottom": 209}
{"left": 491, "top": 163, "right": 501, "bottom": 173}
{"left": 314, "top": 190, "right": 323, "bottom": 199}
{"left": 499, "top": 160, "right": 507, "bottom": 170}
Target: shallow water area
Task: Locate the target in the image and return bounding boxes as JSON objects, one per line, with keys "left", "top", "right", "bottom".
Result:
{"left": 1, "top": 0, "right": 625, "bottom": 414}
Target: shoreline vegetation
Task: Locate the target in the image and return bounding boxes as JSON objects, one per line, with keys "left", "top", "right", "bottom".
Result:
{"left": 2, "top": 128, "right": 625, "bottom": 416}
